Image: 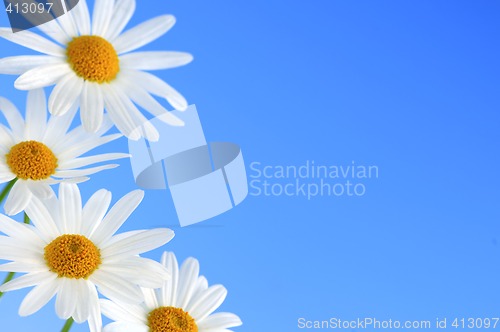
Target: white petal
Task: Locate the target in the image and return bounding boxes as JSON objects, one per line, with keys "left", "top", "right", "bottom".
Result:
{"left": 37, "top": 18, "right": 71, "bottom": 44}
{"left": 102, "top": 228, "right": 174, "bottom": 260}
{"left": 4, "top": 180, "right": 32, "bottom": 216}
{"left": 25, "top": 89, "right": 47, "bottom": 141}
{"left": 56, "top": 4, "right": 78, "bottom": 38}
{"left": 54, "top": 164, "right": 118, "bottom": 178}
{"left": 86, "top": 280, "right": 102, "bottom": 332}
{"left": 80, "top": 81, "right": 104, "bottom": 132}
{"left": 103, "top": 322, "right": 148, "bottom": 332}
{"left": 19, "top": 277, "right": 59, "bottom": 316}
{"left": 43, "top": 104, "right": 78, "bottom": 147}
{"left": 56, "top": 133, "right": 122, "bottom": 161}
{"left": 15, "top": 64, "right": 71, "bottom": 90}
{"left": 0, "top": 261, "right": 47, "bottom": 273}
{"left": 188, "top": 285, "right": 228, "bottom": 321}
{"left": 26, "top": 181, "right": 54, "bottom": 200}
{"left": 161, "top": 251, "right": 179, "bottom": 306}
{"left": 120, "top": 52, "right": 193, "bottom": 70}
{"left": 0, "top": 28, "right": 65, "bottom": 56}
{"left": 73, "top": 279, "right": 90, "bottom": 323}
{"left": 176, "top": 258, "right": 200, "bottom": 309}
{"left": 71, "top": 0, "right": 91, "bottom": 35}
{"left": 105, "top": 0, "right": 136, "bottom": 41}
{"left": 121, "top": 70, "right": 188, "bottom": 111}
{"left": 49, "top": 74, "right": 84, "bottom": 116}
{"left": 59, "top": 153, "right": 129, "bottom": 169}
{"left": 92, "top": 0, "right": 114, "bottom": 36}
{"left": 141, "top": 287, "right": 158, "bottom": 309}
{"left": 100, "top": 299, "right": 146, "bottom": 324}
{"left": 56, "top": 278, "right": 77, "bottom": 319}
{"left": 198, "top": 312, "right": 243, "bottom": 330}
{"left": 90, "top": 270, "right": 143, "bottom": 304}
{"left": 0, "top": 271, "right": 54, "bottom": 292}
{"left": 90, "top": 190, "right": 143, "bottom": 244}
{"left": 101, "top": 257, "right": 169, "bottom": 289}
{"left": 0, "top": 55, "right": 62, "bottom": 75}
{"left": 81, "top": 189, "right": 111, "bottom": 238}
{"left": 115, "top": 78, "right": 183, "bottom": 126}
{"left": 58, "top": 183, "right": 82, "bottom": 234}
{"left": 113, "top": 15, "right": 176, "bottom": 54}
{"left": 0, "top": 96, "right": 25, "bottom": 140}
{"left": 24, "top": 194, "right": 60, "bottom": 241}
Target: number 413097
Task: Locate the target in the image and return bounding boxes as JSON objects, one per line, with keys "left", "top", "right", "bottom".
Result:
{"left": 452, "top": 318, "right": 499, "bottom": 329}
{"left": 5, "top": 2, "right": 53, "bottom": 14}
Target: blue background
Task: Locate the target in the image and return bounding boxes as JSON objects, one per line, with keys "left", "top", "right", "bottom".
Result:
{"left": 1, "top": 0, "right": 500, "bottom": 331}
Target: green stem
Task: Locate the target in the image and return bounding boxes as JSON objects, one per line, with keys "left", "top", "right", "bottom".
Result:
{"left": 24, "top": 212, "right": 30, "bottom": 224}
{"left": 0, "top": 179, "right": 16, "bottom": 205}
{"left": 0, "top": 272, "right": 15, "bottom": 299}
{"left": 61, "top": 318, "right": 74, "bottom": 332}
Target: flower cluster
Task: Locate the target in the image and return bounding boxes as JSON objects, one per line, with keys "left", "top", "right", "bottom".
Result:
{"left": 0, "top": 0, "right": 242, "bottom": 331}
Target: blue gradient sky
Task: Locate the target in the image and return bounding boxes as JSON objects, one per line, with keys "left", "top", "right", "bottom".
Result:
{"left": 1, "top": 0, "right": 500, "bottom": 331}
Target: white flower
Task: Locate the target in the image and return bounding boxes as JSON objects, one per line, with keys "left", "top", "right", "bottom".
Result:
{"left": 0, "top": 183, "right": 175, "bottom": 332}
{"left": 101, "top": 251, "right": 242, "bottom": 332}
{"left": 0, "top": 89, "right": 128, "bottom": 215}
{"left": 0, "top": 0, "right": 193, "bottom": 141}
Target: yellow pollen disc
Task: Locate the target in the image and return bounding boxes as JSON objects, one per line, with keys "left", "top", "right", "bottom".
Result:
{"left": 66, "top": 35, "right": 120, "bottom": 83}
{"left": 147, "top": 307, "right": 198, "bottom": 332}
{"left": 6, "top": 141, "right": 58, "bottom": 180}
{"left": 44, "top": 234, "right": 102, "bottom": 279}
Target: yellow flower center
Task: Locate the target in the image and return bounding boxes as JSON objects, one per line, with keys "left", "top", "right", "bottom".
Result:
{"left": 147, "top": 307, "right": 198, "bottom": 332}
{"left": 66, "top": 35, "right": 120, "bottom": 83}
{"left": 44, "top": 234, "right": 102, "bottom": 279}
{"left": 6, "top": 141, "right": 58, "bottom": 180}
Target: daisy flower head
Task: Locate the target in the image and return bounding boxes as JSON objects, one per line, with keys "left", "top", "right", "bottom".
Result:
{"left": 0, "top": 183, "right": 175, "bottom": 332}
{"left": 0, "top": 0, "right": 193, "bottom": 141}
{"left": 0, "top": 89, "right": 128, "bottom": 215}
{"left": 101, "top": 251, "right": 242, "bottom": 332}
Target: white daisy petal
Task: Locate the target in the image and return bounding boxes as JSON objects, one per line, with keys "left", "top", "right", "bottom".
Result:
{"left": 25, "top": 89, "right": 47, "bottom": 140}
{"left": 56, "top": 6, "right": 78, "bottom": 38}
{"left": 105, "top": 0, "right": 136, "bottom": 41}
{"left": 0, "top": 211, "right": 39, "bottom": 241}
{"left": 198, "top": 312, "right": 243, "bottom": 330}
{"left": 188, "top": 285, "right": 228, "bottom": 321}
{"left": 90, "top": 270, "right": 143, "bottom": 304}
{"left": 15, "top": 63, "right": 71, "bottom": 90}
{"left": 73, "top": 279, "right": 90, "bottom": 323}
{"left": 19, "top": 277, "right": 59, "bottom": 316}
{"left": 92, "top": 0, "right": 114, "bottom": 36}
{"left": 71, "top": 0, "right": 91, "bottom": 36}
{"left": 81, "top": 189, "right": 111, "bottom": 238}
{"left": 100, "top": 300, "right": 146, "bottom": 324}
{"left": 142, "top": 287, "right": 158, "bottom": 309}
{"left": 113, "top": 15, "right": 176, "bottom": 54}
{"left": 56, "top": 133, "right": 123, "bottom": 160}
{"left": 0, "top": 261, "right": 47, "bottom": 273}
{"left": 176, "top": 257, "right": 200, "bottom": 309}
{"left": 103, "top": 322, "right": 149, "bottom": 332}
{"left": 43, "top": 102, "right": 78, "bottom": 146}
{"left": 121, "top": 70, "right": 188, "bottom": 111}
{"left": 102, "top": 228, "right": 174, "bottom": 260}
{"left": 58, "top": 183, "right": 82, "bottom": 234}
{"left": 186, "top": 275, "right": 209, "bottom": 309}
{"left": 54, "top": 164, "right": 119, "bottom": 178}
{"left": 80, "top": 81, "right": 105, "bottom": 132}
{"left": 120, "top": 51, "right": 193, "bottom": 71}
{"left": 87, "top": 280, "right": 102, "bottom": 332}
{"left": 56, "top": 278, "right": 78, "bottom": 319}
{"left": 90, "top": 190, "right": 144, "bottom": 244}
{"left": 59, "top": 153, "right": 129, "bottom": 169}
{"left": 49, "top": 73, "right": 84, "bottom": 116}
{"left": 100, "top": 257, "right": 169, "bottom": 288}
{"left": 24, "top": 194, "right": 60, "bottom": 240}
{"left": 0, "top": 271, "right": 53, "bottom": 292}
{"left": 0, "top": 96, "right": 25, "bottom": 140}
{"left": 26, "top": 181, "right": 54, "bottom": 200}
{"left": 161, "top": 251, "right": 179, "bottom": 306}
{"left": 0, "top": 28, "right": 65, "bottom": 56}
{"left": 4, "top": 180, "right": 32, "bottom": 216}
{"left": 116, "top": 78, "right": 184, "bottom": 126}
{"left": 0, "top": 55, "right": 63, "bottom": 75}
{"left": 37, "top": 18, "right": 71, "bottom": 44}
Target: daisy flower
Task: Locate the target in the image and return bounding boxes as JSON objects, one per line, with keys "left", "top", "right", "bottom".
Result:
{"left": 0, "top": 0, "right": 193, "bottom": 141}
{"left": 0, "top": 89, "right": 128, "bottom": 215}
{"left": 0, "top": 183, "right": 175, "bottom": 332}
{"left": 101, "top": 251, "right": 242, "bottom": 332}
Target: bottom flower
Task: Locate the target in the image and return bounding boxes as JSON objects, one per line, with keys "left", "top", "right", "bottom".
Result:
{"left": 101, "top": 251, "right": 242, "bottom": 332}
{"left": 0, "top": 183, "right": 175, "bottom": 332}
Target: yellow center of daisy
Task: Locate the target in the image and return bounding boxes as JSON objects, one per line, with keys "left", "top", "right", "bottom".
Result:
{"left": 6, "top": 141, "right": 58, "bottom": 180}
{"left": 44, "top": 234, "right": 102, "bottom": 279}
{"left": 66, "top": 35, "right": 120, "bottom": 83}
{"left": 147, "top": 307, "right": 198, "bottom": 332}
